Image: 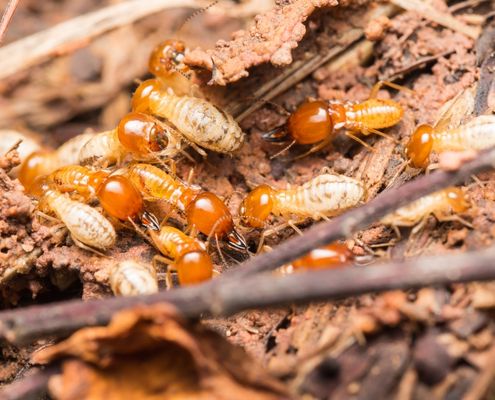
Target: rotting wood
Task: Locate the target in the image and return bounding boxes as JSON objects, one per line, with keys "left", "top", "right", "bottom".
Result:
{"left": 2, "top": 145, "right": 495, "bottom": 344}
{"left": 228, "top": 4, "right": 397, "bottom": 119}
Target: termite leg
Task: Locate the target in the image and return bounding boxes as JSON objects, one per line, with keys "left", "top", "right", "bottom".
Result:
{"left": 287, "top": 220, "right": 304, "bottom": 236}
{"left": 256, "top": 223, "right": 288, "bottom": 254}
{"left": 270, "top": 140, "right": 296, "bottom": 159}
{"left": 214, "top": 234, "right": 228, "bottom": 267}
{"left": 344, "top": 131, "right": 375, "bottom": 151}
{"left": 361, "top": 127, "right": 399, "bottom": 143}
{"left": 435, "top": 214, "right": 473, "bottom": 229}
{"left": 390, "top": 224, "right": 402, "bottom": 240}
{"left": 186, "top": 166, "right": 195, "bottom": 185}
{"left": 369, "top": 80, "right": 415, "bottom": 98}
{"left": 410, "top": 215, "right": 430, "bottom": 236}
{"left": 71, "top": 237, "right": 107, "bottom": 257}
{"left": 292, "top": 135, "right": 333, "bottom": 160}
{"left": 187, "top": 140, "right": 208, "bottom": 158}
{"left": 256, "top": 220, "right": 304, "bottom": 253}
{"left": 425, "top": 163, "right": 439, "bottom": 174}
{"left": 35, "top": 210, "right": 62, "bottom": 225}
{"left": 152, "top": 255, "right": 176, "bottom": 289}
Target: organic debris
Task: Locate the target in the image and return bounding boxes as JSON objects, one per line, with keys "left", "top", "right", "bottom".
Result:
{"left": 33, "top": 304, "right": 288, "bottom": 400}
{"left": 2, "top": 0, "right": 495, "bottom": 398}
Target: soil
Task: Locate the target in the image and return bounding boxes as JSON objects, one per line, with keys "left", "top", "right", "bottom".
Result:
{"left": 1, "top": 0, "right": 495, "bottom": 398}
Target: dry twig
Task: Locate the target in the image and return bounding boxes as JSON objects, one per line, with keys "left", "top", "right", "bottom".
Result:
{"left": 390, "top": 0, "right": 480, "bottom": 39}
{"left": 0, "top": 0, "right": 20, "bottom": 44}
{"left": 2, "top": 146, "right": 495, "bottom": 344}
{"left": 0, "top": 0, "right": 213, "bottom": 81}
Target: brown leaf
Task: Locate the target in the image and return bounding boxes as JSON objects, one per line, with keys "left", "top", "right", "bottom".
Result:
{"left": 33, "top": 304, "right": 288, "bottom": 400}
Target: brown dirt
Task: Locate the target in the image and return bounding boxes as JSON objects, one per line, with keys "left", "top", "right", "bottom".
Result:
{"left": 2, "top": 0, "right": 495, "bottom": 398}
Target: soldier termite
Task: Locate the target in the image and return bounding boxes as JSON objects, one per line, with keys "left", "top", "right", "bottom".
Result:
{"left": 380, "top": 187, "right": 471, "bottom": 234}
{"left": 406, "top": 115, "right": 495, "bottom": 169}
{"left": 78, "top": 112, "right": 181, "bottom": 167}
{"left": 109, "top": 260, "right": 158, "bottom": 296}
{"left": 19, "top": 132, "right": 95, "bottom": 191}
{"left": 30, "top": 178, "right": 116, "bottom": 251}
{"left": 131, "top": 79, "right": 245, "bottom": 155}
{"left": 263, "top": 81, "right": 409, "bottom": 157}
{"left": 126, "top": 163, "right": 247, "bottom": 253}
{"left": 149, "top": 225, "right": 213, "bottom": 286}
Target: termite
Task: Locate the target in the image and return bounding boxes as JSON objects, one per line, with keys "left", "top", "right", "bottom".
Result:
{"left": 48, "top": 165, "right": 145, "bottom": 222}
{"left": 380, "top": 187, "right": 470, "bottom": 233}
{"left": 148, "top": 39, "right": 195, "bottom": 96}
{"left": 131, "top": 79, "right": 244, "bottom": 154}
{"left": 291, "top": 242, "right": 354, "bottom": 270}
{"left": 109, "top": 260, "right": 158, "bottom": 296}
{"left": 406, "top": 115, "right": 495, "bottom": 169}
{"left": 127, "top": 163, "right": 247, "bottom": 252}
{"left": 147, "top": 1, "right": 218, "bottom": 95}
{"left": 149, "top": 225, "right": 213, "bottom": 286}
{"left": 78, "top": 112, "right": 181, "bottom": 166}
{"left": 270, "top": 241, "right": 354, "bottom": 275}
{"left": 19, "top": 131, "right": 95, "bottom": 190}
{"left": 263, "top": 81, "right": 408, "bottom": 156}
{"left": 48, "top": 165, "right": 110, "bottom": 199}
{"left": 239, "top": 173, "right": 366, "bottom": 229}
{"left": 0, "top": 129, "right": 42, "bottom": 177}
{"left": 30, "top": 178, "right": 116, "bottom": 251}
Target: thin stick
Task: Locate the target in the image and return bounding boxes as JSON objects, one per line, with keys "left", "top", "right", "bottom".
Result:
{"left": 0, "top": 0, "right": 201, "bottom": 81}
{"left": 0, "top": 366, "right": 58, "bottom": 400}
{"left": 2, "top": 244, "right": 495, "bottom": 345}
{"left": 0, "top": 0, "right": 20, "bottom": 44}
{"left": 390, "top": 0, "right": 480, "bottom": 39}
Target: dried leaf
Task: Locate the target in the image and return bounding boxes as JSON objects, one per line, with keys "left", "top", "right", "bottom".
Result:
{"left": 33, "top": 304, "right": 288, "bottom": 400}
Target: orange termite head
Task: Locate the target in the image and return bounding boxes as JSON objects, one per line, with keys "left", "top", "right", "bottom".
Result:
{"left": 87, "top": 170, "right": 110, "bottom": 194}
{"left": 117, "top": 112, "right": 167, "bottom": 155}
{"left": 287, "top": 100, "right": 334, "bottom": 145}
{"left": 131, "top": 79, "right": 163, "bottom": 113}
{"left": 176, "top": 250, "right": 213, "bottom": 285}
{"left": 445, "top": 187, "right": 470, "bottom": 213}
{"left": 187, "top": 192, "right": 234, "bottom": 237}
{"left": 406, "top": 124, "right": 434, "bottom": 169}
{"left": 292, "top": 242, "right": 354, "bottom": 270}
{"left": 186, "top": 192, "right": 247, "bottom": 249}
{"left": 239, "top": 185, "right": 275, "bottom": 228}
{"left": 18, "top": 151, "right": 49, "bottom": 191}
{"left": 28, "top": 175, "right": 50, "bottom": 198}
{"left": 96, "top": 175, "right": 143, "bottom": 220}
{"left": 149, "top": 39, "right": 188, "bottom": 78}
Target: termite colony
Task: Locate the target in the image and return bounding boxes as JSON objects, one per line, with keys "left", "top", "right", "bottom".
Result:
{"left": 9, "top": 6, "right": 481, "bottom": 298}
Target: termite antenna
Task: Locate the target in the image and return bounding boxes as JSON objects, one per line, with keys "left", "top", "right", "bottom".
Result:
{"left": 177, "top": 0, "right": 219, "bottom": 37}
{"left": 209, "top": 56, "right": 219, "bottom": 85}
